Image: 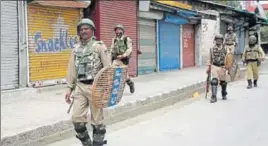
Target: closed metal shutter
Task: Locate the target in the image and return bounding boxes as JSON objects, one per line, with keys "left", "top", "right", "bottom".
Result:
{"left": 98, "top": 1, "right": 138, "bottom": 77}
{"left": 182, "top": 24, "right": 195, "bottom": 68}
{"left": 1, "top": 1, "right": 19, "bottom": 90}
{"left": 27, "top": 4, "right": 81, "bottom": 84}
{"left": 138, "top": 18, "right": 156, "bottom": 75}
{"left": 158, "top": 20, "right": 181, "bottom": 71}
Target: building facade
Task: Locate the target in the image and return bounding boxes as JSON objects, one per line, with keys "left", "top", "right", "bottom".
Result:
{"left": 94, "top": 1, "right": 138, "bottom": 77}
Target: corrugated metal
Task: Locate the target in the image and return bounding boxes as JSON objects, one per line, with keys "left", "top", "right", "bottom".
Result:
{"left": 138, "top": 18, "right": 156, "bottom": 75}
{"left": 158, "top": 20, "right": 181, "bottom": 71}
{"left": 1, "top": 1, "right": 19, "bottom": 90}
{"left": 98, "top": 1, "right": 138, "bottom": 77}
{"left": 182, "top": 24, "right": 195, "bottom": 68}
{"left": 27, "top": 4, "right": 81, "bottom": 83}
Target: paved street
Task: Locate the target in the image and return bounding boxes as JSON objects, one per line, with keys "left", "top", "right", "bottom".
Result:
{"left": 47, "top": 63, "right": 268, "bottom": 146}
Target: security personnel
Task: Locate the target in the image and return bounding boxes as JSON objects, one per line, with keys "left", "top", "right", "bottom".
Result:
{"left": 110, "top": 24, "right": 135, "bottom": 93}
{"left": 224, "top": 25, "right": 238, "bottom": 54}
{"left": 242, "top": 35, "right": 265, "bottom": 89}
{"left": 206, "top": 34, "right": 228, "bottom": 103}
{"left": 65, "top": 18, "right": 111, "bottom": 146}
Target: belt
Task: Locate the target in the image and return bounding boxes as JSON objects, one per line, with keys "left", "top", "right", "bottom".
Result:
{"left": 80, "top": 80, "right": 94, "bottom": 85}
{"left": 246, "top": 59, "right": 258, "bottom": 62}
{"left": 213, "top": 63, "right": 225, "bottom": 67}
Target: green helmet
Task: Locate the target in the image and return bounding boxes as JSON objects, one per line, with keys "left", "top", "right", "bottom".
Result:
{"left": 114, "top": 24, "right": 125, "bottom": 31}
{"left": 77, "top": 18, "right": 96, "bottom": 32}
{"left": 214, "top": 34, "right": 224, "bottom": 40}
{"left": 249, "top": 35, "right": 257, "bottom": 44}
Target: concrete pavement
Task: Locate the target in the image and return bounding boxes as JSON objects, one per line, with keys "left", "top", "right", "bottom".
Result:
{"left": 46, "top": 63, "right": 268, "bottom": 146}
{"left": 0, "top": 61, "right": 252, "bottom": 146}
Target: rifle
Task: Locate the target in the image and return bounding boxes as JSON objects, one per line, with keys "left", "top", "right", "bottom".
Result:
{"left": 205, "top": 65, "right": 211, "bottom": 99}
{"left": 205, "top": 48, "right": 213, "bottom": 99}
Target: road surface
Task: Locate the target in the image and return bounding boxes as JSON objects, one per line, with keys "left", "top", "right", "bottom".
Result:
{"left": 47, "top": 64, "right": 268, "bottom": 146}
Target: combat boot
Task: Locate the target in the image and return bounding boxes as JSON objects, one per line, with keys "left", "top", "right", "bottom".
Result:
{"left": 210, "top": 96, "right": 217, "bottom": 103}
{"left": 126, "top": 79, "right": 135, "bottom": 93}
{"left": 253, "top": 80, "right": 258, "bottom": 87}
{"left": 247, "top": 80, "right": 253, "bottom": 89}
{"left": 220, "top": 81, "right": 228, "bottom": 100}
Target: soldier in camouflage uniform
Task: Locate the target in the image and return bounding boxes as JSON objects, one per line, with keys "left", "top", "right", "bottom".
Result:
{"left": 65, "top": 18, "right": 111, "bottom": 146}
{"left": 206, "top": 34, "right": 228, "bottom": 103}
{"left": 224, "top": 25, "right": 238, "bottom": 54}
{"left": 110, "top": 24, "right": 135, "bottom": 93}
{"left": 242, "top": 35, "right": 265, "bottom": 89}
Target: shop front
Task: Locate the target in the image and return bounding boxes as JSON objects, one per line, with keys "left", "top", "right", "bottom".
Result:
{"left": 27, "top": 1, "right": 87, "bottom": 86}
{"left": 158, "top": 13, "right": 188, "bottom": 71}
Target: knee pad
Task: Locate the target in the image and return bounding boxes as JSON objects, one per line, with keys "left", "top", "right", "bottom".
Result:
{"left": 92, "top": 124, "right": 106, "bottom": 135}
{"left": 74, "top": 122, "right": 87, "bottom": 133}
{"left": 220, "top": 80, "right": 227, "bottom": 86}
{"left": 126, "top": 79, "right": 134, "bottom": 86}
{"left": 74, "top": 123, "right": 91, "bottom": 144}
{"left": 211, "top": 78, "right": 218, "bottom": 86}
{"left": 92, "top": 124, "right": 107, "bottom": 145}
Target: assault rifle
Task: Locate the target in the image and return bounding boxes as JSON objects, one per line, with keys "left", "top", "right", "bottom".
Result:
{"left": 205, "top": 65, "right": 211, "bottom": 99}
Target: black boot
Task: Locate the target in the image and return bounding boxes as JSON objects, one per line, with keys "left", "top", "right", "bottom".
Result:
{"left": 247, "top": 80, "right": 253, "bottom": 89}
{"left": 210, "top": 95, "right": 217, "bottom": 103}
{"left": 220, "top": 81, "right": 228, "bottom": 100}
{"left": 74, "top": 123, "right": 92, "bottom": 146}
{"left": 126, "top": 79, "right": 135, "bottom": 93}
{"left": 92, "top": 124, "right": 107, "bottom": 146}
{"left": 210, "top": 78, "right": 218, "bottom": 103}
{"left": 253, "top": 80, "right": 258, "bottom": 87}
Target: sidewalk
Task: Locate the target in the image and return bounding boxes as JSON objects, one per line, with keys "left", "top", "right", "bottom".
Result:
{"left": 1, "top": 65, "right": 248, "bottom": 146}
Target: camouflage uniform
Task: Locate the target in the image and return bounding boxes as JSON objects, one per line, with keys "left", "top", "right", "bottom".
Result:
{"left": 207, "top": 34, "right": 228, "bottom": 103}
{"left": 110, "top": 24, "right": 135, "bottom": 93}
{"left": 242, "top": 35, "right": 265, "bottom": 89}
{"left": 66, "top": 18, "right": 111, "bottom": 146}
{"left": 224, "top": 26, "right": 238, "bottom": 54}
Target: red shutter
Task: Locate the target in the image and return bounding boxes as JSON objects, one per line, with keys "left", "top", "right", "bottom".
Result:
{"left": 182, "top": 24, "right": 195, "bottom": 68}
{"left": 98, "top": 1, "right": 138, "bottom": 77}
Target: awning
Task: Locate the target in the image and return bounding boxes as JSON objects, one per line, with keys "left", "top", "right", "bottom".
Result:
{"left": 30, "top": 0, "right": 91, "bottom": 8}
{"left": 150, "top": 1, "right": 201, "bottom": 24}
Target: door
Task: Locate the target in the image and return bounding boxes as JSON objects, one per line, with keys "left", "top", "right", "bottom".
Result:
{"left": 158, "top": 20, "right": 180, "bottom": 71}
{"left": 182, "top": 24, "right": 195, "bottom": 68}
{"left": 1, "top": 1, "right": 19, "bottom": 90}
{"left": 138, "top": 18, "right": 157, "bottom": 75}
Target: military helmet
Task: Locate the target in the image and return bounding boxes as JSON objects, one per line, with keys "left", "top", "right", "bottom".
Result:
{"left": 214, "top": 34, "right": 224, "bottom": 40}
{"left": 249, "top": 35, "right": 257, "bottom": 44}
{"left": 227, "top": 26, "right": 233, "bottom": 31}
{"left": 77, "top": 18, "right": 96, "bottom": 31}
{"left": 114, "top": 24, "right": 125, "bottom": 31}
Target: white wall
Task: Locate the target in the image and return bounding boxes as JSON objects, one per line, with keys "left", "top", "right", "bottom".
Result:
{"left": 200, "top": 19, "right": 217, "bottom": 65}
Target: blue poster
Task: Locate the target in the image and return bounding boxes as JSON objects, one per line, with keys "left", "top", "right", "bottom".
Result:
{"left": 108, "top": 68, "right": 123, "bottom": 107}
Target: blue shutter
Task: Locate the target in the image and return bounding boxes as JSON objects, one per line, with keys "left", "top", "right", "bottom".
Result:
{"left": 158, "top": 20, "right": 181, "bottom": 71}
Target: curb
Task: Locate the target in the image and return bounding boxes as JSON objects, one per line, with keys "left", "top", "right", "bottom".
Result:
{"left": 1, "top": 68, "right": 247, "bottom": 146}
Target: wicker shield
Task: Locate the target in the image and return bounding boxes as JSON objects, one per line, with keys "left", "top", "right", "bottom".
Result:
{"left": 225, "top": 53, "right": 239, "bottom": 81}
{"left": 91, "top": 66, "right": 128, "bottom": 108}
